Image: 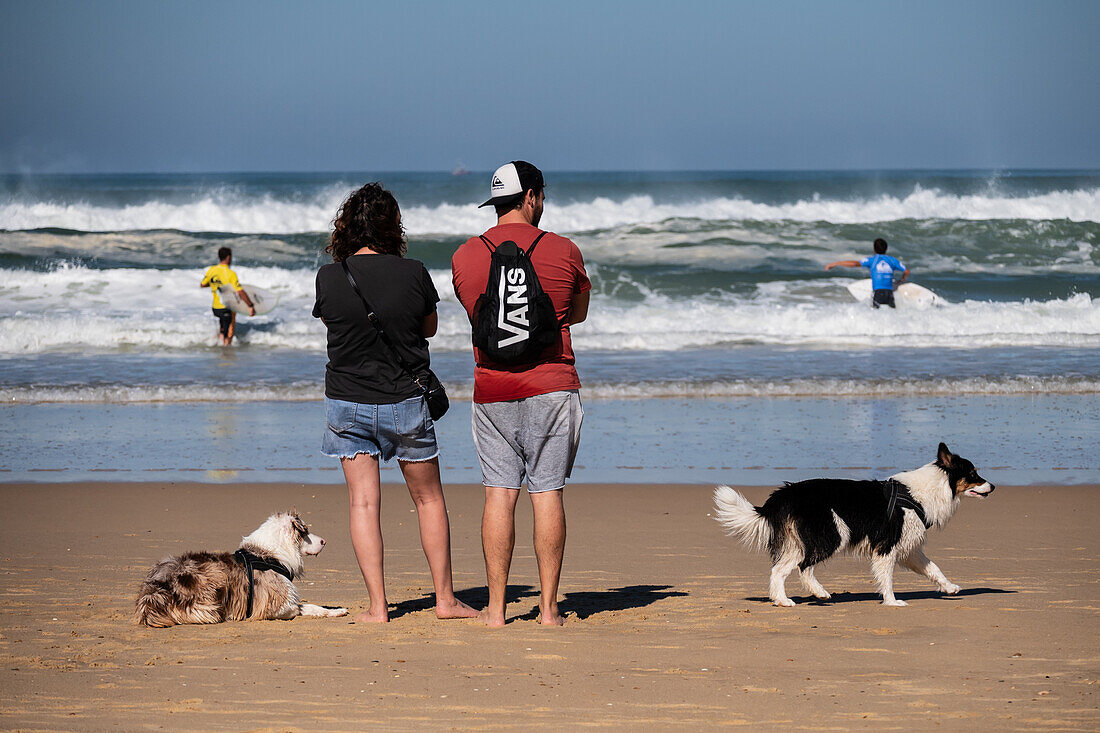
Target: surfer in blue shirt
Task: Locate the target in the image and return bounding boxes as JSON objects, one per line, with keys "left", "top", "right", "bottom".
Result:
{"left": 826, "top": 238, "right": 909, "bottom": 308}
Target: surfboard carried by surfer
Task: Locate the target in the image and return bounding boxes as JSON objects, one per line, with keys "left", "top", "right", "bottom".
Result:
{"left": 200, "top": 246, "right": 254, "bottom": 345}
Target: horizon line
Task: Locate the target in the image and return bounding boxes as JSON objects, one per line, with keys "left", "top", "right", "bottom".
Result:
{"left": 3, "top": 166, "right": 1100, "bottom": 177}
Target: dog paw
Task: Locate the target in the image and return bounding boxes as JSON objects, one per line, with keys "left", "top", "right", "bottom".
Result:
{"left": 773, "top": 598, "right": 796, "bottom": 607}
{"left": 331, "top": 607, "right": 349, "bottom": 617}
{"left": 940, "top": 583, "right": 961, "bottom": 595}
{"left": 882, "top": 599, "right": 908, "bottom": 607}
{"left": 813, "top": 592, "right": 832, "bottom": 600}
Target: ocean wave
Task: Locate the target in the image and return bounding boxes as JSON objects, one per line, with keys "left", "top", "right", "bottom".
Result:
{"left": 0, "top": 261, "right": 455, "bottom": 314}
{"left": 1, "top": 264, "right": 1098, "bottom": 354}
{"left": 574, "top": 291, "right": 1100, "bottom": 350}
{"left": 5, "top": 375, "right": 1097, "bottom": 404}
{"left": 2, "top": 219, "right": 1095, "bottom": 278}
{"left": 2, "top": 268, "right": 1097, "bottom": 355}
{"left": 3, "top": 186, "right": 1098, "bottom": 234}
{"left": 0, "top": 187, "right": 347, "bottom": 235}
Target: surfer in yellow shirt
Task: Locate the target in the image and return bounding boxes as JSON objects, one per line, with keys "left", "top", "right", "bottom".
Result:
{"left": 200, "top": 247, "right": 254, "bottom": 345}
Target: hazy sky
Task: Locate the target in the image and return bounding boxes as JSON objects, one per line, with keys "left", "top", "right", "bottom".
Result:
{"left": 1, "top": 0, "right": 1097, "bottom": 173}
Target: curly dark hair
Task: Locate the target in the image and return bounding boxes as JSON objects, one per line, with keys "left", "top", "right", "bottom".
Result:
{"left": 326, "top": 182, "right": 407, "bottom": 261}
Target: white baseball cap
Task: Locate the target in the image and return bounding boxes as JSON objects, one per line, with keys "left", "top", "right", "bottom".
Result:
{"left": 478, "top": 161, "right": 544, "bottom": 208}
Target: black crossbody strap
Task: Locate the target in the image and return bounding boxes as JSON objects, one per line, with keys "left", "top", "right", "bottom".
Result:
{"left": 340, "top": 259, "right": 427, "bottom": 393}
{"left": 479, "top": 235, "right": 495, "bottom": 252}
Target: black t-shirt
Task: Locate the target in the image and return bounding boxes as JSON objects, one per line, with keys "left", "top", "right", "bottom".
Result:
{"left": 313, "top": 254, "right": 439, "bottom": 404}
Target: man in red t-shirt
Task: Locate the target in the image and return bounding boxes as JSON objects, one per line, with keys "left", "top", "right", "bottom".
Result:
{"left": 452, "top": 161, "right": 591, "bottom": 627}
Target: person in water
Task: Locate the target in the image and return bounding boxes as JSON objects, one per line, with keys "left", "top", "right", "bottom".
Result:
{"left": 826, "top": 238, "right": 909, "bottom": 308}
{"left": 200, "top": 247, "right": 254, "bottom": 345}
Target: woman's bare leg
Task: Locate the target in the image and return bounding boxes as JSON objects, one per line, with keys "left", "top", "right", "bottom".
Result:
{"left": 343, "top": 452, "right": 388, "bottom": 622}
{"left": 399, "top": 457, "right": 478, "bottom": 619}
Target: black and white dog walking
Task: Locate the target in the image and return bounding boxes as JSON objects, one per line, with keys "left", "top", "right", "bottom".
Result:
{"left": 713, "top": 443, "right": 994, "bottom": 607}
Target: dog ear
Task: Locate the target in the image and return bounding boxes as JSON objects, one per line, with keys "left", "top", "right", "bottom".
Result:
{"left": 937, "top": 442, "right": 953, "bottom": 466}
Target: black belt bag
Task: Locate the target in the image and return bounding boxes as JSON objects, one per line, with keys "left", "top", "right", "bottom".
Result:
{"left": 340, "top": 260, "right": 449, "bottom": 421}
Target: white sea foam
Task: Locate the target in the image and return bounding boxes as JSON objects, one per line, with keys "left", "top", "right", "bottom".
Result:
{"left": 1, "top": 265, "right": 1098, "bottom": 354}
{"left": 573, "top": 290, "right": 1100, "bottom": 350}
{"left": 5, "top": 375, "right": 1097, "bottom": 404}
{"left": 2, "top": 186, "right": 1098, "bottom": 234}
{"left": 0, "top": 383, "right": 325, "bottom": 404}
{"left": 0, "top": 188, "right": 348, "bottom": 234}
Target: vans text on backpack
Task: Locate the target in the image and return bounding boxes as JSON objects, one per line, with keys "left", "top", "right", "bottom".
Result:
{"left": 471, "top": 232, "right": 561, "bottom": 364}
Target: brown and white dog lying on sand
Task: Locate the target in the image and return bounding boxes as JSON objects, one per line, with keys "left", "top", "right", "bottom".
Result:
{"left": 714, "top": 443, "right": 994, "bottom": 607}
{"left": 135, "top": 511, "right": 348, "bottom": 627}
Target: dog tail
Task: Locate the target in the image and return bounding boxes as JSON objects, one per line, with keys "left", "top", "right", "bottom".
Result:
{"left": 713, "top": 486, "right": 772, "bottom": 552}
{"left": 134, "top": 585, "right": 179, "bottom": 628}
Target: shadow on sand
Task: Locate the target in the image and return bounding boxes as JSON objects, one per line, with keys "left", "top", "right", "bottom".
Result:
{"left": 387, "top": 584, "right": 688, "bottom": 623}
{"left": 745, "top": 587, "right": 1015, "bottom": 605}
{"left": 516, "top": 584, "right": 689, "bottom": 621}
{"left": 387, "top": 584, "right": 539, "bottom": 621}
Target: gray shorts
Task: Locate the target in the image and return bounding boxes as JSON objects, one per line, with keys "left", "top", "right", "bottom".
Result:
{"left": 472, "top": 390, "right": 583, "bottom": 493}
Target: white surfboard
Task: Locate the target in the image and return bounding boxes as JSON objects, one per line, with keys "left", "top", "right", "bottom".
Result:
{"left": 845, "top": 279, "right": 941, "bottom": 307}
{"left": 216, "top": 284, "right": 278, "bottom": 315}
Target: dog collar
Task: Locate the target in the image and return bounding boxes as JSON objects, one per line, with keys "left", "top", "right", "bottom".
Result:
{"left": 234, "top": 549, "right": 294, "bottom": 618}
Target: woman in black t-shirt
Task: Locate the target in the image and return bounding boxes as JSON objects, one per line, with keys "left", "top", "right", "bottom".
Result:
{"left": 314, "top": 183, "right": 477, "bottom": 623}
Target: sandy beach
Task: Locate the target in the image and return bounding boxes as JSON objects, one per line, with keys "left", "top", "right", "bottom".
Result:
{"left": 4, "top": 1, "right": 1099, "bottom": 730}
{"left": 0, "top": 480, "right": 1096, "bottom": 730}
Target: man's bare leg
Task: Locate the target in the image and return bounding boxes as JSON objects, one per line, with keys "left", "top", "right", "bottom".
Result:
{"left": 225, "top": 313, "right": 236, "bottom": 345}
{"left": 399, "top": 457, "right": 478, "bottom": 619}
{"left": 531, "top": 489, "right": 566, "bottom": 625}
{"left": 479, "top": 486, "right": 519, "bottom": 627}
{"left": 342, "top": 452, "right": 388, "bottom": 623}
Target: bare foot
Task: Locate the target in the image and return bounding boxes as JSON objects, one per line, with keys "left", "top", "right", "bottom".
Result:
{"left": 537, "top": 607, "right": 565, "bottom": 626}
{"left": 477, "top": 608, "right": 506, "bottom": 628}
{"left": 351, "top": 607, "right": 388, "bottom": 623}
{"left": 435, "top": 597, "right": 479, "bottom": 619}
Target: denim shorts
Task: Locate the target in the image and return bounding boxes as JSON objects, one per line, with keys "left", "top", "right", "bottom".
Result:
{"left": 321, "top": 395, "right": 438, "bottom": 463}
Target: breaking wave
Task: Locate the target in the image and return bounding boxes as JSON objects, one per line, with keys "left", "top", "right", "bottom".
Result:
{"left": 1, "top": 264, "right": 1097, "bottom": 354}
{"left": 2, "top": 186, "right": 1098, "bottom": 234}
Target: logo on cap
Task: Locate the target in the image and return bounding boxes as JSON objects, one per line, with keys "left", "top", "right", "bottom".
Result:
{"left": 491, "top": 175, "right": 505, "bottom": 191}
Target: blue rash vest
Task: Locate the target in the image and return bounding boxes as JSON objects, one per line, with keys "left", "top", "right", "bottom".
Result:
{"left": 860, "top": 254, "right": 906, "bottom": 291}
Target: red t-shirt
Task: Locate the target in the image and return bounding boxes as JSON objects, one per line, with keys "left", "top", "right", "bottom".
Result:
{"left": 452, "top": 222, "right": 591, "bottom": 403}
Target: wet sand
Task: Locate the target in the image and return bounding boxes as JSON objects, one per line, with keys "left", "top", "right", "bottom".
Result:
{"left": 1, "top": 481, "right": 1097, "bottom": 730}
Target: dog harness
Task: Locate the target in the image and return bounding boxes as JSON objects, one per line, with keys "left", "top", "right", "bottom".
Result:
{"left": 233, "top": 549, "right": 294, "bottom": 618}
{"left": 883, "top": 479, "right": 932, "bottom": 529}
